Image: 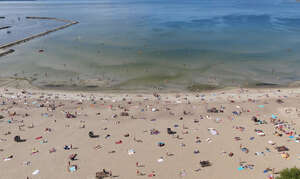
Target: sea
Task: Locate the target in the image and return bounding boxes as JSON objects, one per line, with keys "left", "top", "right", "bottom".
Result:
{"left": 1, "top": 0, "right": 300, "bottom": 91}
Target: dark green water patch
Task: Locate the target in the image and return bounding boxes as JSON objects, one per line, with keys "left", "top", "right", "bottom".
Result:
{"left": 255, "top": 83, "right": 279, "bottom": 87}
{"left": 244, "top": 82, "right": 281, "bottom": 88}
{"left": 187, "top": 83, "right": 220, "bottom": 92}
{"left": 40, "top": 83, "right": 102, "bottom": 91}
{"left": 115, "top": 73, "right": 183, "bottom": 88}
{"left": 43, "top": 84, "right": 67, "bottom": 88}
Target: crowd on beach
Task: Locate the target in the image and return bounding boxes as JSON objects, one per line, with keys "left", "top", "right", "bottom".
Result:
{"left": 0, "top": 87, "right": 300, "bottom": 179}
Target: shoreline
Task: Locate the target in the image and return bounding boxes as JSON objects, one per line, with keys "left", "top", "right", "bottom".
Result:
{"left": 1, "top": 75, "right": 300, "bottom": 95}
{"left": 1, "top": 84, "right": 300, "bottom": 101}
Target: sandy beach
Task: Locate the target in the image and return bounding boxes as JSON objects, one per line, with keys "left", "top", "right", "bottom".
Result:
{"left": 0, "top": 87, "right": 299, "bottom": 179}
{"left": 2, "top": 1, "right": 300, "bottom": 178}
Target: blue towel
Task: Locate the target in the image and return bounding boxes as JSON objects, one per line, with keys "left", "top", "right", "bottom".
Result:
{"left": 271, "top": 114, "right": 277, "bottom": 119}
{"left": 238, "top": 166, "right": 244, "bottom": 171}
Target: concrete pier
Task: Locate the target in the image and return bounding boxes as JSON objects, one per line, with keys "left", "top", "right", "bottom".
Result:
{"left": 0, "top": 16, "right": 78, "bottom": 50}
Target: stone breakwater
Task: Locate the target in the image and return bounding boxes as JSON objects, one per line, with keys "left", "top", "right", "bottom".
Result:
{"left": 0, "top": 26, "right": 11, "bottom": 30}
{"left": 0, "top": 16, "right": 78, "bottom": 50}
{"left": 0, "top": 49, "right": 15, "bottom": 57}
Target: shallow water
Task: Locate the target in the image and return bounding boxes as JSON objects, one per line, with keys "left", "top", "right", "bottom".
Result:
{"left": 1, "top": 0, "right": 300, "bottom": 91}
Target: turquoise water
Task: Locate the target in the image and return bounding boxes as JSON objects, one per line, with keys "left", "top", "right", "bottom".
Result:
{"left": 1, "top": 0, "right": 300, "bottom": 91}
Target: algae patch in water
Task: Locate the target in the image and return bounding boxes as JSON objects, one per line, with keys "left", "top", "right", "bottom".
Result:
{"left": 116, "top": 73, "right": 183, "bottom": 88}
{"left": 244, "top": 82, "right": 280, "bottom": 88}
{"left": 187, "top": 83, "right": 219, "bottom": 92}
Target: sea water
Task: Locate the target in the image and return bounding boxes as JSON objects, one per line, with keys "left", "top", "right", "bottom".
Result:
{"left": 1, "top": 0, "right": 300, "bottom": 91}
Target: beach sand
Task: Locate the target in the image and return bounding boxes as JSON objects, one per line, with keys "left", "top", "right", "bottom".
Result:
{"left": 0, "top": 87, "right": 300, "bottom": 179}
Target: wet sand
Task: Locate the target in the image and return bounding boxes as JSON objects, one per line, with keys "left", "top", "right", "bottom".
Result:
{"left": 0, "top": 87, "right": 300, "bottom": 179}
